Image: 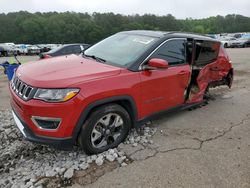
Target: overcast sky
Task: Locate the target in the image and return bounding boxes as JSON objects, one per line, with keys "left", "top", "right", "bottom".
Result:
{"left": 0, "top": 0, "right": 250, "bottom": 19}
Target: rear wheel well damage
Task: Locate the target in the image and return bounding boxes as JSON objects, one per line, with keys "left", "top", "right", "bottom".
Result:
{"left": 186, "top": 66, "right": 232, "bottom": 103}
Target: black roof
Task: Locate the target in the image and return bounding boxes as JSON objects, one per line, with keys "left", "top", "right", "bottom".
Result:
{"left": 120, "top": 30, "right": 219, "bottom": 42}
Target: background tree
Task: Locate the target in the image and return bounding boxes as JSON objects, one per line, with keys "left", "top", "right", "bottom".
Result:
{"left": 0, "top": 12, "right": 249, "bottom": 44}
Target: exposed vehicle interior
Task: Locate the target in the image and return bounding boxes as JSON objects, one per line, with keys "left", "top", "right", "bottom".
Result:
{"left": 185, "top": 39, "right": 231, "bottom": 103}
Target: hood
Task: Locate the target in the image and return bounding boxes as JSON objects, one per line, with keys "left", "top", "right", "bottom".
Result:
{"left": 16, "top": 55, "right": 121, "bottom": 88}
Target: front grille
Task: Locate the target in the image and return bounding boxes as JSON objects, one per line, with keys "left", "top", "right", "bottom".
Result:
{"left": 10, "top": 75, "right": 35, "bottom": 101}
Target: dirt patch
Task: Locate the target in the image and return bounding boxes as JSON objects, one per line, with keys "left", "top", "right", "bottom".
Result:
{"left": 36, "top": 160, "right": 133, "bottom": 187}
{"left": 72, "top": 161, "right": 118, "bottom": 186}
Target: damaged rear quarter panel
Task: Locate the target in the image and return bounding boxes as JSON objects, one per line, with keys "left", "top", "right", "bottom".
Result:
{"left": 188, "top": 46, "right": 232, "bottom": 103}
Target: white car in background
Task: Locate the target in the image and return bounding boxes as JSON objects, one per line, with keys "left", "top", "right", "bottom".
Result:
{"left": 220, "top": 36, "right": 250, "bottom": 48}
{"left": 232, "top": 38, "right": 250, "bottom": 48}
{"left": 26, "top": 45, "right": 41, "bottom": 55}
{"left": 220, "top": 37, "right": 238, "bottom": 48}
{"left": 15, "top": 44, "right": 28, "bottom": 55}
{"left": 0, "top": 43, "right": 15, "bottom": 56}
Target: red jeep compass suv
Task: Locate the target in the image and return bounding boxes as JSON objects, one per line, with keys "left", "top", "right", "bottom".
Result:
{"left": 10, "top": 31, "right": 233, "bottom": 154}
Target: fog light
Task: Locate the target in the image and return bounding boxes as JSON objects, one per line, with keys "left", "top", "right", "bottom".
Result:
{"left": 31, "top": 116, "right": 61, "bottom": 130}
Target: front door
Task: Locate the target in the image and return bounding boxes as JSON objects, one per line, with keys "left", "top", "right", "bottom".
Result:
{"left": 139, "top": 39, "right": 191, "bottom": 118}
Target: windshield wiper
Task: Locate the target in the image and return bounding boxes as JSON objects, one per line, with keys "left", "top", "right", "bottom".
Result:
{"left": 83, "top": 54, "right": 106, "bottom": 62}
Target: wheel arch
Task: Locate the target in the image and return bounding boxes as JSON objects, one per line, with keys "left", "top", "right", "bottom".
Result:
{"left": 72, "top": 95, "right": 138, "bottom": 143}
{"left": 227, "top": 68, "right": 234, "bottom": 88}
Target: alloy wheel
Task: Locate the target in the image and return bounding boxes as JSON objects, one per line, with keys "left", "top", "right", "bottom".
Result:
{"left": 91, "top": 113, "right": 124, "bottom": 149}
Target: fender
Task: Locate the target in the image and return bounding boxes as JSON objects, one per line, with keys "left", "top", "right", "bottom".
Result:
{"left": 71, "top": 95, "right": 138, "bottom": 142}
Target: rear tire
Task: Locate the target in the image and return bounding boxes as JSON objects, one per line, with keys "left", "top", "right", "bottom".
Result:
{"left": 226, "top": 71, "right": 233, "bottom": 88}
{"left": 78, "top": 104, "right": 131, "bottom": 154}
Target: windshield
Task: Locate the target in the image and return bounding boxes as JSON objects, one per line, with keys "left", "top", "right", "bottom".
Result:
{"left": 84, "top": 33, "right": 157, "bottom": 67}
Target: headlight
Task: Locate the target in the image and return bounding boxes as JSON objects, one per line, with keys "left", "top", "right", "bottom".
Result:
{"left": 34, "top": 88, "right": 80, "bottom": 102}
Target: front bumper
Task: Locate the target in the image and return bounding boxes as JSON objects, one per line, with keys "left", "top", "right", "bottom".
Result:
{"left": 12, "top": 109, "right": 74, "bottom": 149}
{"left": 9, "top": 82, "right": 87, "bottom": 149}
{"left": 9, "top": 83, "right": 85, "bottom": 138}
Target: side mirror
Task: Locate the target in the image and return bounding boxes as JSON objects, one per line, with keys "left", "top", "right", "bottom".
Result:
{"left": 143, "top": 58, "right": 169, "bottom": 70}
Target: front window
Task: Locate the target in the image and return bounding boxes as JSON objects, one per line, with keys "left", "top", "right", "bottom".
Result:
{"left": 150, "top": 39, "right": 186, "bottom": 66}
{"left": 84, "top": 33, "right": 157, "bottom": 67}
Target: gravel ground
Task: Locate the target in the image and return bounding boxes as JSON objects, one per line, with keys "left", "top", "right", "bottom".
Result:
{"left": 0, "top": 109, "right": 157, "bottom": 188}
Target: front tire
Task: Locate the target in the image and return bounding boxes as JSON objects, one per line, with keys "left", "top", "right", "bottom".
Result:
{"left": 78, "top": 104, "right": 131, "bottom": 154}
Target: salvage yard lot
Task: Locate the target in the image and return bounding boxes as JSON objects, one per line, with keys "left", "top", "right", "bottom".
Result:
{"left": 0, "top": 49, "right": 250, "bottom": 187}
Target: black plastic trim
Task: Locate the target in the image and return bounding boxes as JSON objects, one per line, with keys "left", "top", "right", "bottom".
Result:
{"left": 71, "top": 95, "right": 138, "bottom": 142}
{"left": 137, "top": 101, "right": 207, "bottom": 126}
{"left": 12, "top": 108, "right": 74, "bottom": 150}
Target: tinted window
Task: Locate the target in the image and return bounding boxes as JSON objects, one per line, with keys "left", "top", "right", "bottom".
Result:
{"left": 150, "top": 39, "right": 186, "bottom": 66}
{"left": 72, "top": 45, "right": 81, "bottom": 53}
{"left": 60, "top": 46, "right": 74, "bottom": 55}
{"left": 194, "top": 41, "right": 220, "bottom": 65}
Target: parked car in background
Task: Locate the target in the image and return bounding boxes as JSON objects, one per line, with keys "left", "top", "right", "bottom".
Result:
{"left": 15, "top": 44, "right": 28, "bottom": 55}
{"left": 26, "top": 45, "right": 41, "bottom": 55}
{"left": 14, "top": 44, "right": 41, "bottom": 55}
{"left": 0, "top": 43, "right": 15, "bottom": 56}
{"left": 230, "top": 38, "right": 250, "bottom": 48}
{"left": 0, "top": 46, "right": 6, "bottom": 56}
{"left": 220, "top": 37, "right": 238, "bottom": 48}
{"left": 10, "top": 31, "right": 233, "bottom": 154}
{"left": 237, "top": 34, "right": 250, "bottom": 47}
{"left": 241, "top": 33, "right": 250, "bottom": 38}
{"left": 39, "top": 43, "right": 90, "bottom": 59}
{"left": 37, "top": 44, "right": 52, "bottom": 53}
{"left": 220, "top": 36, "right": 250, "bottom": 48}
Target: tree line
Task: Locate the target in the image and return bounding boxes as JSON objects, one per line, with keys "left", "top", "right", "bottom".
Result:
{"left": 0, "top": 11, "right": 250, "bottom": 44}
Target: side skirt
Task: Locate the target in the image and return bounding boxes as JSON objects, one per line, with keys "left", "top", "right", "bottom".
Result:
{"left": 136, "top": 100, "right": 207, "bottom": 128}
